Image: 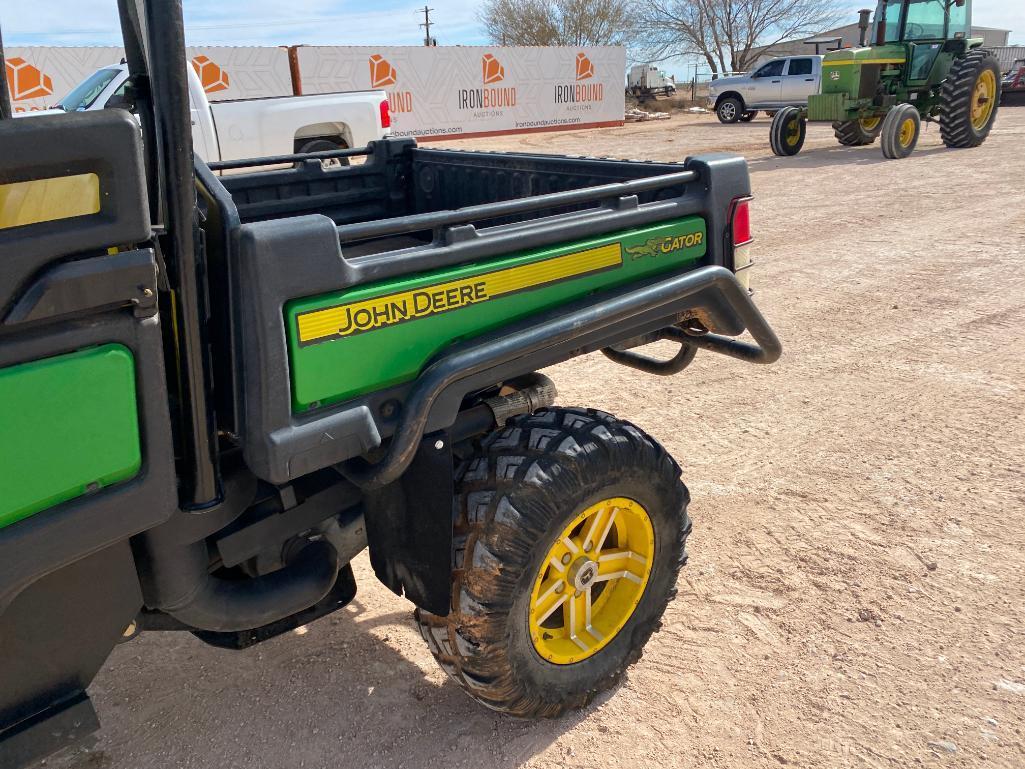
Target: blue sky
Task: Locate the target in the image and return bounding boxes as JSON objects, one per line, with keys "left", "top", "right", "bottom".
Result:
{"left": 2, "top": 1, "right": 1021, "bottom": 50}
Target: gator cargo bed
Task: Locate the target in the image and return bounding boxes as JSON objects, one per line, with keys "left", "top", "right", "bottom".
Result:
{"left": 197, "top": 139, "right": 767, "bottom": 485}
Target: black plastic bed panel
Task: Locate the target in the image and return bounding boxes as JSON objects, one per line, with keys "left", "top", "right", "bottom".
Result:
{"left": 216, "top": 138, "right": 692, "bottom": 228}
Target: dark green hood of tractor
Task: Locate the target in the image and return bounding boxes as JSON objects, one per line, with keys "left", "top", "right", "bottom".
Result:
{"left": 809, "top": 44, "right": 907, "bottom": 121}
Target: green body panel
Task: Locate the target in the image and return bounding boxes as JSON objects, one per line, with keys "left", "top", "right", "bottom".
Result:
{"left": 286, "top": 218, "right": 708, "bottom": 410}
{"left": 808, "top": 93, "right": 848, "bottom": 122}
{"left": 0, "top": 344, "right": 142, "bottom": 529}
{"left": 812, "top": 44, "right": 909, "bottom": 122}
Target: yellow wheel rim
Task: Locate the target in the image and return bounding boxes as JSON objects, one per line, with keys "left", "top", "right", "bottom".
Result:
{"left": 971, "top": 69, "right": 996, "bottom": 130}
{"left": 785, "top": 119, "right": 801, "bottom": 147}
{"left": 899, "top": 117, "right": 917, "bottom": 148}
{"left": 860, "top": 116, "right": 881, "bottom": 132}
{"left": 528, "top": 497, "right": 655, "bottom": 665}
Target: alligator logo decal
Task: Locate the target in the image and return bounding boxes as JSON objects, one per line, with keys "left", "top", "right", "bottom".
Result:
{"left": 625, "top": 232, "right": 704, "bottom": 260}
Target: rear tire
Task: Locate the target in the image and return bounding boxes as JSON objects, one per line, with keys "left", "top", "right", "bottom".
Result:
{"left": 717, "top": 97, "right": 743, "bottom": 124}
{"left": 940, "top": 50, "right": 1001, "bottom": 148}
{"left": 880, "top": 104, "right": 921, "bottom": 159}
{"left": 833, "top": 117, "right": 883, "bottom": 146}
{"left": 770, "top": 107, "right": 806, "bottom": 156}
{"left": 415, "top": 407, "right": 690, "bottom": 717}
{"left": 297, "top": 138, "right": 350, "bottom": 168}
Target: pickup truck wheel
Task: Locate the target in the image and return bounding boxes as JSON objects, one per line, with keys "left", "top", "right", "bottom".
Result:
{"left": 880, "top": 104, "right": 921, "bottom": 159}
{"left": 739, "top": 111, "right": 758, "bottom": 122}
{"left": 716, "top": 97, "right": 743, "bottom": 124}
{"left": 770, "top": 107, "right": 806, "bottom": 156}
{"left": 940, "top": 50, "right": 1001, "bottom": 148}
{"left": 415, "top": 407, "right": 690, "bottom": 717}
{"left": 833, "top": 117, "right": 882, "bottom": 146}
{"left": 297, "top": 138, "right": 350, "bottom": 168}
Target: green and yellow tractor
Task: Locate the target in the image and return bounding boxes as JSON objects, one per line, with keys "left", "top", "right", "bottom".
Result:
{"left": 770, "top": 0, "right": 1001, "bottom": 159}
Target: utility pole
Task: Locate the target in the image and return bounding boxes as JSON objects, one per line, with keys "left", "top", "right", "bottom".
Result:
{"left": 419, "top": 6, "right": 436, "bottom": 47}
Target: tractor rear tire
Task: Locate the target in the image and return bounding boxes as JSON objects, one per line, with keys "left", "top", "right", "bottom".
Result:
{"left": 940, "top": 50, "right": 1001, "bottom": 148}
{"left": 717, "top": 97, "right": 743, "bottom": 124}
{"left": 833, "top": 117, "right": 883, "bottom": 146}
{"left": 880, "top": 104, "right": 921, "bottom": 159}
{"left": 415, "top": 407, "right": 690, "bottom": 717}
{"left": 770, "top": 107, "right": 806, "bottom": 156}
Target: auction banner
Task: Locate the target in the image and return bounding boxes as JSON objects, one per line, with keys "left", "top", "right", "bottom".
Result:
{"left": 295, "top": 45, "right": 626, "bottom": 139}
{"left": 4, "top": 46, "right": 292, "bottom": 112}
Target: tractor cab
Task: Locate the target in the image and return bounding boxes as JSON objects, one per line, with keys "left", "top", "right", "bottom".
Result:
{"left": 870, "top": 0, "right": 972, "bottom": 81}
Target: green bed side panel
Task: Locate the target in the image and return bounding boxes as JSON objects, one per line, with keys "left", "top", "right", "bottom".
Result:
{"left": 0, "top": 344, "right": 142, "bottom": 529}
{"left": 286, "top": 217, "right": 707, "bottom": 410}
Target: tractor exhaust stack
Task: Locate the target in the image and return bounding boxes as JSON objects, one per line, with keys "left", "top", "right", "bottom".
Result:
{"left": 858, "top": 9, "right": 872, "bottom": 47}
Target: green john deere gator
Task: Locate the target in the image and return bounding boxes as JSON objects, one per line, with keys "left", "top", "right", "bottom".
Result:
{"left": 770, "top": 0, "right": 1002, "bottom": 159}
{"left": 0, "top": 2, "right": 780, "bottom": 765}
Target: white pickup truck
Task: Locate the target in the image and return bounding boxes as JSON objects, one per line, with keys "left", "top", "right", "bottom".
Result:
{"left": 45, "top": 63, "right": 391, "bottom": 162}
{"left": 707, "top": 56, "right": 823, "bottom": 124}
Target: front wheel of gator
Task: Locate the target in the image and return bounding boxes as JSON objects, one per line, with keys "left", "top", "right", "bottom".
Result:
{"left": 415, "top": 407, "right": 690, "bottom": 717}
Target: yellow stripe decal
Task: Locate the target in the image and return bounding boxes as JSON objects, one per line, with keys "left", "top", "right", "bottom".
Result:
{"left": 825, "top": 59, "right": 906, "bottom": 67}
{"left": 0, "top": 173, "right": 101, "bottom": 230}
{"left": 297, "top": 243, "right": 623, "bottom": 344}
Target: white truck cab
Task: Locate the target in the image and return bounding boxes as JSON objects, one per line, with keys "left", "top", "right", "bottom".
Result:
{"left": 47, "top": 63, "right": 391, "bottom": 164}
{"left": 707, "top": 56, "right": 823, "bottom": 123}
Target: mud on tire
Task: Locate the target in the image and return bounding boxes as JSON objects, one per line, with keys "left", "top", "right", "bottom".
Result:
{"left": 415, "top": 407, "right": 690, "bottom": 717}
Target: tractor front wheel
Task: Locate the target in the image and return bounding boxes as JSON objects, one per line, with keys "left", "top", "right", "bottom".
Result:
{"left": 833, "top": 116, "right": 883, "bottom": 146}
{"left": 940, "top": 50, "right": 1002, "bottom": 148}
{"left": 415, "top": 407, "right": 690, "bottom": 717}
{"left": 880, "top": 104, "right": 921, "bottom": 159}
{"left": 770, "top": 107, "right": 807, "bottom": 156}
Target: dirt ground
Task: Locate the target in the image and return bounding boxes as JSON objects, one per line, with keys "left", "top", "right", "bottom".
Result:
{"left": 49, "top": 109, "right": 1025, "bottom": 769}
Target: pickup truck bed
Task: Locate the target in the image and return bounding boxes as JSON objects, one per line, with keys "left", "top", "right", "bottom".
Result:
{"left": 197, "top": 139, "right": 776, "bottom": 485}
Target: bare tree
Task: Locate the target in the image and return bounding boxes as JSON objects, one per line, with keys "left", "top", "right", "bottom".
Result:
{"left": 480, "top": 0, "right": 634, "bottom": 46}
{"left": 632, "top": 0, "right": 846, "bottom": 75}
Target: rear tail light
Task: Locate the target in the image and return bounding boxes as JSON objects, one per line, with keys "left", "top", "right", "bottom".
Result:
{"left": 379, "top": 98, "right": 392, "bottom": 129}
{"left": 729, "top": 196, "right": 754, "bottom": 292}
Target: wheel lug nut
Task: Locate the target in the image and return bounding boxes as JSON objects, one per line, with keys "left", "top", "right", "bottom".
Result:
{"left": 583, "top": 542, "right": 593, "bottom": 553}
{"left": 555, "top": 582, "right": 565, "bottom": 594}
{"left": 561, "top": 553, "right": 572, "bottom": 565}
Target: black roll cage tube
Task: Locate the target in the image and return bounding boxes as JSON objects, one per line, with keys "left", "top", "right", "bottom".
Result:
{"left": 0, "top": 25, "right": 12, "bottom": 120}
{"left": 117, "top": 0, "right": 222, "bottom": 508}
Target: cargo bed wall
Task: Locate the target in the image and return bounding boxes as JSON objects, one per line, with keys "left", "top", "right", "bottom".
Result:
{"left": 218, "top": 147, "right": 753, "bottom": 486}
{"left": 217, "top": 139, "right": 691, "bottom": 231}
{"left": 410, "top": 148, "right": 690, "bottom": 224}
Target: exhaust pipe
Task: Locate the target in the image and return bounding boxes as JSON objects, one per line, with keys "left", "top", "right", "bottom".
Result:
{"left": 137, "top": 533, "right": 340, "bottom": 633}
{"left": 134, "top": 474, "right": 343, "bottom": 633}
{"left": 858, "top": 9, "right": 872, "bottom": 47}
